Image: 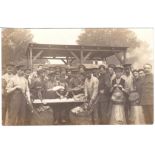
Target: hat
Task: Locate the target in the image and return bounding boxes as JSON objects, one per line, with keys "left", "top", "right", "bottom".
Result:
{"left": 132, "top": 69, "right": 138, "bottom": 73}
{"left": 138, "top": 69, "right": 144, "bottom": 72}
{"left": 48, "top": 71, "right": 55, "bottom": 76}
{"left": 79, "top": 64, "right": 86, "bottom": 70}
{"left": 123, "top": 64, "right": 132, "bottom": 68}
{"left": 16, "top": 64, "right": 25, "bottom": 70}
{"left": 114, "top": 65, "right": 124, "bottom": 70}
{"left": 24, "top": 68, "right": 31, "bottom": 72}
{"left": 37, "top": 68, "right": 45, "bottom": 73}
{"left": 99, "top": 64, "right": 106, "bottom": 69}
{"left": 108, "top": 64, "right": 115, "bottom": 69}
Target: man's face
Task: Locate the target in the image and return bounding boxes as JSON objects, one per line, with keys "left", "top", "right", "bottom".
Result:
{"left": 124, "top": 67, "right": 130, "bottom": 75}
{"left": 7, "top": 67, "right": 13, "bottom": 74}
{"left": 139, "top": 71, "right": 145, "bottom": 78}
{"left": 108, "top": 67, "right": 114, "bottom": 75}
{"left": 100, "top": 67, "right": 106, "bottom": 74}
{"left": 17, "top": 69, "right": 24, "bottom": 76}
{"left": 86, "top": 72, "right": 91, "bottom": 79}
{"left": 133, "top": 71, "right": 139, "bottom": 79}
{"left": 38, "top": 66, "right": 43, "bottom": 70}
{"left": 79, "top": 67, "right": 85, "bottom": 73}
{"left": 144, "top": 64, "right": 152, "bottom": 74}
{"left": 115, "top": 69, "right": 122, "bottom": 78}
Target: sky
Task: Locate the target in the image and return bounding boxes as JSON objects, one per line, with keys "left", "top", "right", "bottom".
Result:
{"left": 30, "top": 28, "right": 153, "bottom": 66}
{"left": 31, "top": 28, "right": 153, "bottom": 48}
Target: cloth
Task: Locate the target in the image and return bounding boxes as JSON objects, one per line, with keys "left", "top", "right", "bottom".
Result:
{"left": 140, "top": 74, "right": 153, "bottom": 106}
{"left": 129, "top": 105, "right": 145, "bottom": 124}
{"left": 6, "top": 75, "right": 30, "bottom": 95}
{"left": 2, "top": 73, "right": 14, "bottom": 83}
{"left": 84, "top": 76, "right": 99, "bottom": 101}
{"left": 7, "top": 90, "right": 27, "bottom": 125}
{"left": 110, "top": 105, "right": 126, "bottom": 124}
{"left": 143, "top": 105, "right": 153, "bottom": 124}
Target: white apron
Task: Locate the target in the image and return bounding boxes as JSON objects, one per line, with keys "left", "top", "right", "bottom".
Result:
{"left": 110, "top": 105, "right": 126, "bottom": 125}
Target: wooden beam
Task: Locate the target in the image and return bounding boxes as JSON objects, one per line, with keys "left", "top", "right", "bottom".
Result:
{"left": 33, "top": 50, "right": 43, "bottom": 61}
{"left": 83, "top": 52, "right": 92, "bottom": 62}
{"left": 60, "top": 59, "right": 67, "bottom": 64}
{"left": 70, "top": 51, "right": 80, "bottom": 62}
{"left": 114, "top": 53, "right": 123, "bottom": 65}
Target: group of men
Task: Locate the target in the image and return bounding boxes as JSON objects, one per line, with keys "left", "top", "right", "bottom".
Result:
{"left": 2, "top": 62, "right": 153, "bottom": 125}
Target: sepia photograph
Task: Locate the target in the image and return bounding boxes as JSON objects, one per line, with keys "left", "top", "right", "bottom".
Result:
{"left": 1, "top": 28, "right": 153, "bottom": 125}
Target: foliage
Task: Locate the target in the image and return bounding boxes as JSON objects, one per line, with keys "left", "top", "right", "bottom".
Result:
{"left": 2, "top": 28, "right": 33, "bottom": 65}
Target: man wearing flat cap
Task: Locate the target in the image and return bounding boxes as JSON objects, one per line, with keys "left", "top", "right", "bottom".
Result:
{"left": 6, "top": 64, "right": 32, "bottom": 125}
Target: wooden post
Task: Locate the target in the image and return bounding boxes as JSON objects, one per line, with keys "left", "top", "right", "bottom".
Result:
{"left": 123, "top": 51, "right": 126, "bottom": 65}
{"left": 114, "top": 53, "right": 123, "bottom": 65}
{"left": 29, "top": 47, "right": 33, "bottom": 69}
{"left": 83, "top": 52, "right": 92, "bottom": 62}
{"left": 70, "top": 51, "right": 80, "bottom": 62}
{"left": 80, "top": 50, "right": 84, "bottom": 64}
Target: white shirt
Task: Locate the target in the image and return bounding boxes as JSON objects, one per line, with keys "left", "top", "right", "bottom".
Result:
{"left": 2, "top": 73, "right": 14, "bottom": 83}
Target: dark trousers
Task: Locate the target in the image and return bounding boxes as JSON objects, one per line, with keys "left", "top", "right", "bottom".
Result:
{"left": 143, "top": 105, "right": 153, "bottom": 124}
{"left": 2, "top": 95, "right": 8, "bottom": 125}
{"left": 8, "top": 90, "right": 27, "bottom": 125}
{"left": 97, "top": 101, "right": 109, "bottom": 124}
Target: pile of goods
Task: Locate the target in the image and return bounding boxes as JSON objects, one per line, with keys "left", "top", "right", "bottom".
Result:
{"left": 69, "top": 102, "right": 93, "bottom": 125}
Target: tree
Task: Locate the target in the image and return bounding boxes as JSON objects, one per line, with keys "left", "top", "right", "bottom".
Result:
{"left": 77, "top": 28, "right": 142, "bottom": 65}
{"left": 77, "top": 28, "right": 140, "bottom": 48}
{"left": 2, "top": 28, "right": 33, "bottom": 66}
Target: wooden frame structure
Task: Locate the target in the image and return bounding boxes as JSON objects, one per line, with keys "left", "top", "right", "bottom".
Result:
{"left": 26, "top": 43, "right": 128, "bottom": 68}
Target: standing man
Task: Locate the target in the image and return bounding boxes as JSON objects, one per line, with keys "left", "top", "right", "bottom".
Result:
{"left": 122, "top": 64, "right": 134, "bottom": 123}
{"left": 122, "top": 64, "right": 134, "bottom": 92}
{"left": 6, "top": 65, "right": 32, "bottom": 125}
{"left": 2, "top": 63, "right": 15, "bottom": 125}
{"left": 98, "top": 65, "right": 111, "bottom": 124}
{"left": 108, "top": 64, "right": 116, "bottom": 86}
{"left": 138, "top": 69, "right": 145, "bottom": 79}
{"left": 84, "top": 69, "right": 99, "bottom": 124}
{"left": 141, "top": 64, "right": 153, "bottom": 124}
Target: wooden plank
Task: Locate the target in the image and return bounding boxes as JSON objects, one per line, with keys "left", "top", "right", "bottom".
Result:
{"left": 114, "top": 53, "right": 123, "bottom": 65}
{"left": 33, "top": 50, "right": 43, "bottom": 61}
{"left": 80, "top": 50, "right": 84, "bottom": 64}
{"left": 83, "top": 52, "right": 92, "bottom": 62}
{"left": 60, "top": 58, "right": 67, "bottom": 64}
{"left": 70, "top": 51, "right": 80, "bottom": 62}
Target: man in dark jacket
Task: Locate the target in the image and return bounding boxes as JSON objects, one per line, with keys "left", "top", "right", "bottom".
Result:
{"left": 141, "top": 64, "right": 153, "bottom": 124}
{"left": 98, "top": 65, "right": 111, "bottom": 124}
